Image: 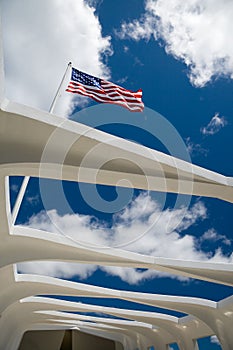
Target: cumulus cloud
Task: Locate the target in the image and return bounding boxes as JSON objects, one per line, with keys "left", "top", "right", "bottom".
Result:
{"left": 200, "top": 113, "right": 228, "bottom": 135}
{"left": 185, "top": 113, "right": 227, "bottom": 158}
{"left": 18, "top": 260, "right": 97, "bottom": 280}
{"left": 200, "top": 228, "right": 231, "bottom": 246}
{"left": 25, "top": 194, "right": 40, "bottom": 206}
{"left": 210, "top": 335, "right": 220, "bottom": 345}
{"left": 185, "top": 137, "right": 208, "bottom": 158}
{"left": 18, "top": 193, "right": 233, "bottom": 284}
{"left": 10, "top": 183, "right": 19, "bottom": 193}
{"left": 168, "top": 346, "right": 177, "bottom": 350}
{"left": 117, "top": 0, "right": 233, "bottom": 87}
{"left": 1, "top": 0, "right": 112, "bottom": 116}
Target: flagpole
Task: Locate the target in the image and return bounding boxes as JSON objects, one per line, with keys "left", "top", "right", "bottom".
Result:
{"left": 49, "top": 61, "right": 72, "bottom": 114}
{"left": 11, "top": 62, "right": 72, "bottom": 225}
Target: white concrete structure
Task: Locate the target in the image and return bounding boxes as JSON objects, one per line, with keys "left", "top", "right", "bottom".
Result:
{"left": 0, "top": 13, "right": 233, "bottom": 350}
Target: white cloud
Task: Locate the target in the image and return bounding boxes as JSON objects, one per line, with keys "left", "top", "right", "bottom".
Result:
{"left": 210, "top": 335, "right": 220, "bottom": 345}
{"left": 10, "top": 184, "right": 19, "bottom": 193}
{"left": 185, "top": 113, "right": 227, "bottom": 158}
{"left": 200, "top": 228, "right": 231, "bottom": 246}
{"left": 25, "top": 194, "right": 40, "bottom": 206}
{"left": 200, "top": 113, "right": 228, "bottom": 135}
{"left": 117, "top": 0, "right": 233, "bottom": 87}
{"left": 185, "top": 137, "right": 208, "bottom": 157}
{"left": 1, "top": 0, "right": 112, "bottom": 116}
{"left": 18, "top": 193, "right": 233, "bottom": 284}
{"left": 18, "top": 260, "right": 97, "bottom": 280}
{"left": 168, "top": 345, "right": 177, "bottom": 350}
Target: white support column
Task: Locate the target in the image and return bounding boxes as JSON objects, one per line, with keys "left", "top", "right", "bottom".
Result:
{"left": 11, "top": 176, "right": 30, "bottom": 225}
{"left": 0, "top": 11, "right": 5, "bottom": 103}
{"left": 0, "top": 176, "right": 11, "bottom": 236}
{"left": 193, "top": 340, "right": 199, "bottom": 350}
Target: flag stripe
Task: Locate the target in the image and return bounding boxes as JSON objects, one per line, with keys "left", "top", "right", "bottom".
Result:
{"left": 66, "top": 67, "right": 144, "bottom": 112}
{"left": 101, "top": 82, "right": 142, "bottom": 96}
{"left": 66, "top": 87, "right": 143, "bottom": 112}
{"left": 66, "top": 87, "right": 143, "bottom": 108}
{"left": 66, "top": 88, "right": 142, "bottom": 107}
{"left": 66, "top": 85, "right": 143, "bottom": 106}
{"left": 67, "top": 81, "right": 142, "bottom": 100}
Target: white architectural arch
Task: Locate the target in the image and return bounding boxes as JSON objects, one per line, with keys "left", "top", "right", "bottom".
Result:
{"left": 0, "top": 9, "right": 232, "bottom": 350}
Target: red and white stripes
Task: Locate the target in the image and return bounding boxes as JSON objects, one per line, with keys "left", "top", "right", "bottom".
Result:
{"left": 66, "top": 79, "right": 144, "bottom": 112}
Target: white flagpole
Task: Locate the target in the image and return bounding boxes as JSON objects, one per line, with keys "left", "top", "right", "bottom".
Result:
{"left": 49, "top": 61, "right": 72, "bottom": 114}
{"left": 11, "top": 62, "right": 72, "bottom": 225}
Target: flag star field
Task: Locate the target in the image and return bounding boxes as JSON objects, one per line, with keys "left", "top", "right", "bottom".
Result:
{"left": 71, "top": 68, "right": 102, "bottom": 88}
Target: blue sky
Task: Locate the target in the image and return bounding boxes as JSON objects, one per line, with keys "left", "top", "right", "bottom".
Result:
{"left": 2, "top": 1, "right": 233, "bottom": 348}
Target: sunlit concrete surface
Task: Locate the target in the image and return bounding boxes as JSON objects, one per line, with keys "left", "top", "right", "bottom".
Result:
{"left": 1, "top": 97, "right": 233, "bottom": 203}
{"left": 0, "top": 11, "right": 233, "bottom": 350}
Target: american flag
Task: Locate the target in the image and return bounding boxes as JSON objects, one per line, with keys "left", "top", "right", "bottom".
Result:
{"left": 66, "top": 67, "right": 144, "bottom": 112}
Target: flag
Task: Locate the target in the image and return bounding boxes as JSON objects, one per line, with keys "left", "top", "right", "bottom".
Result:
{"left": 66, "top": 67, "right": 144, "bottom": 112}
